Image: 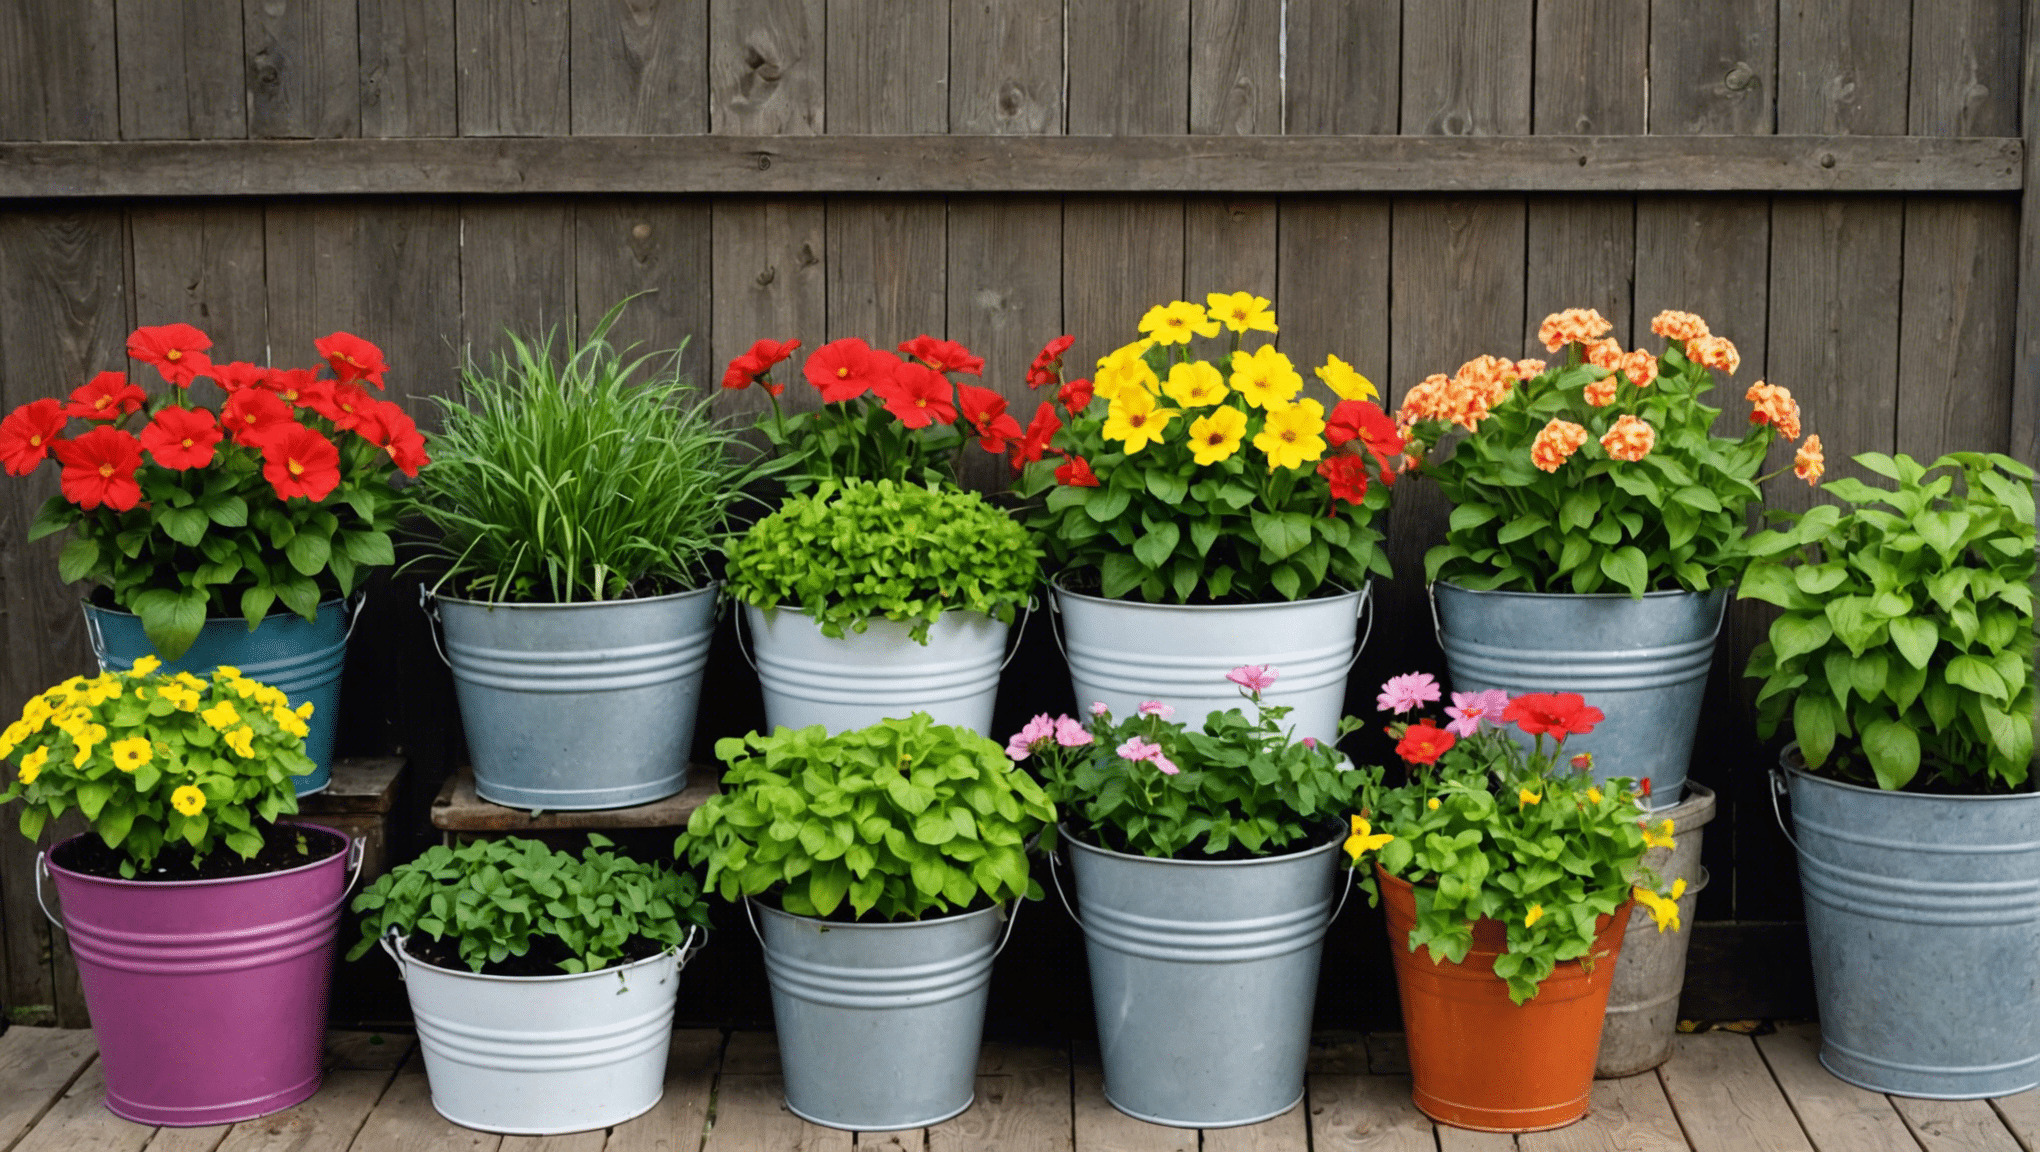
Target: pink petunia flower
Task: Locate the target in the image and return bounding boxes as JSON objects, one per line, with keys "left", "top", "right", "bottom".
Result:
{"left": 1443, "top": 688, "right": 1511, "bottom": 737}
{"left": 1376, "top": 672, "right": 1442, "bottom": 715}
{"left": 1302, "top": 737, "right": 1318, "bottom": 749}
{"left": 1227, "top": 665, "right": 1279, "bottom": 693}
{"left": 1054, "top": 716, "right": 1093, "bottom": 747}
{"left": 1005, "top": 713, "right": 1056, "bottom": 761}
{"left": 1137, "top": 701, "right": 1176, "bottom": 720}
{"left": 1089, "top": 701, "right": 1111, "bottom": 717}
{"left": 1151, "top": 752, "right": 1179, "bottom": 775}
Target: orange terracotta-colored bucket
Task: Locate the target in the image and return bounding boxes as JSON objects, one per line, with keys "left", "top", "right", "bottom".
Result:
{"left": 1378, "top": 868, "right": 1633, "bottom": 1133}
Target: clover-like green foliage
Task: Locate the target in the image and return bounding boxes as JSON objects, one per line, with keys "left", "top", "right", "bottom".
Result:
{"left": 1741, "top": 451, "right": 2035, "bottom": 793}
{"left": 1023, "top": 695, "right": 1363, "bottom": 859}
{"left": 348, "top": 835, "right": 710, "bottom": 974}
{"left": 725, "top": 479, "right": 1040, "bottom": 644}
{"left": 0, "top": 664, "right": 313, "bottom": 876}
{"left": 678, "top": 715, "right": 1056, "bottom": 921}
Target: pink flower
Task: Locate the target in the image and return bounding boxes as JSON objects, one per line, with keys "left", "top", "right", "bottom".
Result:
{"left": 1302, "top": 737, "right": 1319, "bottom": 749}
{"left": 1137, "top": 701, "right": 1176, "bottom": 720}
{"left": 1151, "top": 752, "right": 1179, "bottom": 775}
{"left": 1376, "top": 672, "right": 1441, "bottom": 715}
{"left": 1054, "top": 717, "right": 1093, "bottom": 747}
{"left": 1443, "top": 689, "right": 1510, "bottom": 737}
{"left": 1005, "top": 713, "right": 1056, "bottom": 761}
{"left": 1227, "top": 665, "right": 1279, "bottom": 693}
{"left": 1089, "top": 701, "right": 1111, "bottom": 717}
{"left": 1116, "top": 736, "right": 1178, "bottom": 775}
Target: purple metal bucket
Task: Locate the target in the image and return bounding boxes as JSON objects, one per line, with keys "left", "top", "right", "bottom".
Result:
{"left": 38, "top": 824, "right": 359, "bottom": 1126}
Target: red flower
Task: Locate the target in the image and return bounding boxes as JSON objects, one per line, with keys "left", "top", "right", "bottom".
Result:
{"left": 63, "top": 372, "right": 147, "bottom": 422}
{"left": 209, "top": 361, "right": 272, "bottom": 393}
{"left": 957, "top": 384, "right": 1024, "bottom": 452}
{"left": 1502, "top": 692, "right": 1605, "bottom": 739}
{"left": 259, "top": 424, "right": 342, "bottom": 501}
{"left": 1009, "top": 402, "right": 1063, "bottom": 472}
{"left": 745, "top": 337, "right": 800, "bottom": 373}
{"left": 1054, "top": 454, "right": 1100, "bottom": 487}
{"left": 306, "top": 383, "right": 377, "bottom": 432}
{"left": 138, "top": 407, "right": 222, "bottom": 470}
{"left": 51, "top": 426, "right": 143, "bottom": 511}
{"left": 1395, "top": 720, "right": 1457, "bottom": 766}
{"left": 1027, "top": 334, "right": 1075, "bottom": 388}
{"left": 1316, "top": 453, "right": 1370, "bottom": 510}
{"left": 898, "top": 335, "right": 984, "bottom": 376}
{"left": 1326, "top": 400, "right": 1406, "bottom": 473}
{"left": 356, "top": 400, "right": 429, "bottom": 477}
{"left": 128, "top": 324, "right": 213, "bottom": 386}
{"left": 722, "top": 352, "right": 766, "bottom": 390}
{"left": 0, "top": 399, "right": 67, "bottom": 476}
{"left": 265, "top": 368, "right": 329, "bottom": 408}
{"left": 315, "top": 332, "right": 389, "bottom": 389}
{"left": 723, "top": 338, "right": 801, "bottom": 395}
{"left": 1058, "top": 377, "right": 1095, "bottom": 415}
{"left": 874, "top": 361, "right": 957, "bottom": 428}
{"left": 803, "top": 339, "right": 889, "bottom": 403}
{"left": 222, "top": 388, "right": 295, "bottom": 446}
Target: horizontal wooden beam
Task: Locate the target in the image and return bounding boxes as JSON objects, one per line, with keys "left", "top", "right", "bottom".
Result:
{"left": 0, "top": 134, "right": 2021, "bottom": 198}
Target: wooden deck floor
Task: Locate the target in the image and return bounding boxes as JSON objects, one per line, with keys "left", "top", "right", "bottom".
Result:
{"left": 0, "top": 1024, "right": 2032, "bottom": 1152}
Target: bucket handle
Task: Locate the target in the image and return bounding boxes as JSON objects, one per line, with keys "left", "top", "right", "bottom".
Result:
{"left": 998, "top": 602, "right": 1034, "bottom": 673}
{"left": 340, "top": 836, "right": 367, "bottom": 903}
{"left": 743, "top": 896, "right": 1022, "bottom": 960}
{"left": 343, "top": 590, "right": 368, "bottom": 645}
{"left": 418, "top": 585, "right": 454, "bottom": 669}
{"left": 731, "top": 602, "right": 758, "bottom": 673}
{"left": 34, "top": 852, "right": 59, "bottom": 930}
{"left": 1768, "top": 769, "right": 1801, "bottom": 853}
{"left": 1046, "top": 589, "right": 1069, "bottom": 663}
{"left": 1426, "top": 581, "right": 1442, "bottom": 646}
{"left": 84, "top": 608, "right": 109, "bottom": 671}
{"left": 1342, "top": 583, "right": 1376, "bottom": 677}
{"left": 379, "top": 928, "right": 409, "bottom": 980}
{"left": 1046, "top": 847, "right": 1078, "bottom": 925}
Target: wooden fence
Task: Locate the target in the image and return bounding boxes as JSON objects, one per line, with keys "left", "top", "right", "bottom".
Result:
{"left": 0, "top": 0, "right": 2033, "bottom": 1028}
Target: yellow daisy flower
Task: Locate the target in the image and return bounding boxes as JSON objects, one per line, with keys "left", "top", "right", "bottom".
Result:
{"left": 1343, "top": 815, "right": 1393, "bottom": 861}
{"left": 110, "top": 736, "right": 152, "bottom": 773}
{"left": 1251, "top": 399, "right": 1326, "bottom": 472}
{"left": 1315, "top": 354, "right": 1379, "bottom": 402}
{"left": 1101, "top": 390, "right": 1180, "bottom": 454}
{"left": 174, "top": 672, "right": 206, "bottom": 692}
{"left": 223, "top": 726, "right": 257, "bottom": 759}
{"left": 171, "top": 785, "right": 207, "bottom": 817}
{"left": 1162, "top": 361, "right": 1228, "bottom": 408}
{"left": 1205, "top": 291, "right": 1278, "bottom": 334}
{"left": 1186, "top": 406, "right": 1248, "bottom": 466}
{"left": 1229, "top": 345, "right": 1303, "bottom": 409}
{"left": 1137, "top": 300, "right": 1220, "bottom": 345}
{"left": 85, "top": 678, "right": 122, "bottom": 706}
{"left": 1586, "top": 787, "right": 1604, "bottom": 804}
{"left": 1095, "top": 359, "right": 1161, "bottom": 406}
{"left": 214, "top": 665, "right": 242, "bottom": 679}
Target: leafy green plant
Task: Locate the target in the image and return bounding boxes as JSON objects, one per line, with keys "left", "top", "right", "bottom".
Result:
{"left": 1741, "top": 451, "right": 2035, "bottom": 792}
{"left": 677, "top": 715, "right": 1056, "bottom": 921}
{"left": 725, "top": 478, "right": 1039, "bottom": 643}
{"left": 348, "top": 835, "right": 710, "bottom": 974}
{"left": 409, "top": 302, "right": 754, "bottom": 603}
{"left": 0, "top": 660, "right": 313, "bottom": 875}
{"left": 1016, "top": 667, "right": 1362, "bottom": 858}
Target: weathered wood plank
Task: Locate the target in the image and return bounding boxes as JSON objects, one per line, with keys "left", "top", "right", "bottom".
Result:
{"left": 1189, "top": 0, "right": 1281, "bottom": 136}
{"left": 709, "top": 198, "right": 826, "bottom": 420}
{"left": 245, "top": 0, "right": 359, "bottom": 139}
{"left": 496, "top": 1133, "right": 603, "bottom": 1152}
{"left": 1070, "top": 1065, "right": 1193, "bottom": 1152}
{"left": 1067, "top": 1, "right": 1192, "bottom": 134}
{"left": 1632, "top": 197, "right": 1772, "bottom": 384}
{"left": 432, "top": 764, "right": 716, "bottom": 832}
{"left": 12, "top": 1061, "right": 152, "bottom": 1152}
{"left": 1201, "top": 1103, "right": 1310, "bottom": 1151}
{"left": 1751, "top": 1023, "right": 1917, "bottom": 1152}
{"left": 113, "top": 0, "right": 246, "bottom": 140}
{"left": 456, "top": 0, "right": 570, "bottom": 136}
{"left": 0, "top": 1027, "right": 98, "bottom": 1149}
{"left": 826, "top": 0, "right": 947, "bottom": 133}
{"left": 1400, "top": 0, "right": 1533, "bottom": 136}
{"left": 351, "top": 1068, "right": 500, "bottom": 1152}
{"left": 1306, "top": 1074, "right": 1435, "bottom": 1152}
{"left": 1776, "top": 0, "right": 1911, "bottom": 135}
{"left": 209, "top": 1067, "right": 395, "bottom": 1152}
{"left": 1523, "top": 196, "right": 1636, "bottom": 349}
{"left": 1062, "top": 197, "right": 1186, "bottom": 382}
{"left": 1276, "top": 197, "right": 1391, "bottom": 403}
{"left": 1516, "top": 1072, "right": 1687, "bottom": 1152}
{"left": 569, "top": 0, "right": 707, "bottom": 135}
{"left": 2015, "top": 0, "right": 2040, "bottom": 471}
{"left": 1437, "top": 1128, "right": 1518, "bottom": 1152}
{"left": 1283, "top": 0, "right": 1400, "bottom": 134}
{"left": 1534, "top": 0, "right": 1647, "bottom": 135}
{"left": 1655, "top": 1032, "right": 1814, "bottom": 1152}
{"left": 1910, "top": 0, "right": 2021, "bottom": 136}
{"left": 709, "top": 0, "right": 824, "bottom": 135}
{"left": 0, "top": 0, "right": 119, "bottom": 141}
{"left": 1991, "top": 1090, "right": 2038, "bottom": 1150}
{"left": 1647, "top": 0, "right": 1775, "bottom": 134}
{"left": 140, "top": 1123, "right": 229, "bottom": 1152}
{"left": 1184, "top": 198, "right": 1277, "bottom": 305}
{"left": 358, "top": 0, "right": 457, "bottom": 137}
{"left": 927, "top": 1043, "right": 1072, "bottom": 1152}
{"left": 323, "top": 1029, "right": 415, "bottom": 1070}
{"left": 702, "top": 1071, "right": 847, "bottom": 1151}
{"left": 459, "top": 199, "right": 575, "bottom": 363}
{"left": 948, "top": 0, "right": 1062, "bottom": 135}
{"left": 945, "top": 195, "right": 1061, "bottom": 488}
{"left": 129, "top": 205, "right": 268, "bottom": 371}
{"left": 1890, "top": 1096, "right": 2027, "bottom": 1152}
{"left": 573, "top": 198, "right": 714, "bottom": 386}
{"left": 604, "top": 1030, "right": 722, "bottom": 1152}
{"left": 1897, "top": 198, "right": 2019, "bottom": 458}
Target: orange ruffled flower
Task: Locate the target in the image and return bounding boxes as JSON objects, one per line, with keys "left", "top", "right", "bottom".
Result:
{"left": 1531, "top": 419, "right": 1590, "bottom": 472}
{"left": 1600, "top": 414, "right": 1656, "bottom": 462}
{"left": 1617, "top": 350, "right": 1659, "bottom": 388}
{"left": 1583, "top": 338, "right": 1625, "bottom": 370}
{"left": 1583, "top": 378, "right": 1618, "bottom": 407}
{"left": 1650, "top": 310, "right": 1710, "bottom": 342}
{"left": 1397, "top": 360, "right": 1516, "bottom": 436}
{"left": 1687, "top": 334, "right": 1741, "bottom": 374}
{"left": 1745, "top": 381, "right": 1802, "bottom": 440}
{"left": 1514, "top": 358, "right": 1547, "bottom": 379}
{"left": 1794, "top": 434, "right": 1824, "bottom": 486}
{"left": 1537, "top": 308, "right": 1613, "bottom": 353}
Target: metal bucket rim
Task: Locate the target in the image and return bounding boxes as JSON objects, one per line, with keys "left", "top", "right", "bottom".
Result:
{"left": 1433, "top": 582, "right": 1726, "bottom": 604}
{"left": 1051, "top": 574, "right": 1368, "bottom": 614}
{"left": 45, "top": 821, "right": 350, "bottom": 891}
{"left": 742, "top": 602, "right": 999, "bottom": 627}
{"left": 1782, "top": 750, "right": 2040, "bottom": 804}
{"left": 82, "top": 596, "right": 348, "bottom": 622}
{"left": 751, "top": 897, "right": 1006, "bottom": 932}
{"left": 431, "top": 583, "right": 719, "bottom": 612}
{"left": 392, "top": 929, "right": 693, "bottom": 985}
{"left": 1060, "top": 820, "right": 1348, "bottom": 868}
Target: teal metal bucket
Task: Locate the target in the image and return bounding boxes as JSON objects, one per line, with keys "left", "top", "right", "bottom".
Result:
{"left": 84, "top": 598, "right": 354, "bottom": 795}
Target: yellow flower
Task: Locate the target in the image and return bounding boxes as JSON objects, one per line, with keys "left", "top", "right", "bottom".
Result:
{"left": 174, "top": 672, "right": 206, "bottom": 692}
{"left": 1095, "top": 359, "right": 1161, "bottom": 406}
{"left": 1205, "top": 291, "right": 1278, "bottom": 334}
{"left": 1427, "top": 797, "right": 1441, "bottom": 811}
{"left": 273, "top": 706, "right": 310, "bottom": 739}
{"left": 19, "top": 745, "right": 48, "bottom": 784}
{"left": 1641, "top": 819, "right": 1676, "bottom": 850}
{"left": 1229, "top": 345, "right": 1303, "bottom": 409}
{"left": 0, "top": 720, "right": 28, "bottom": 759}
{"left": 158, "top": 684, "right": 201, "bottom": 712}
{"left": 1186, "top": 406, "right": 1249, "bottom": 465}
{"left": 1670, "top": 877, "right": 1688, "bottom": 901}
{"left": 214, "top": 665, "right": 242, "bottom": 679}
{"left": 294, "top": 701, "right": 315, "bottom": 720}
{"left": 1138, "top": 300, "right": 1221, "bottom": 345}
{"left": 1634, "top": 886, "right": 1683, "bottom": 933}
{"left": 223, "top": 726, "right": 256, "bottom": 758}
{"left": 229, "top": 677, "right": 261, "bottom": 700}
{"left": 129, "top": 655, "right": 161, "bottom": 677}
{"left": 200, "top": 700, "right": 241, "bottom": 732}
{"left": 85, "top": 678, "right": 122, "bottom": 706}
{"left": 1097, "top": 338, "right": 1156, "bottom": 377}
{"left": 1251, "top": 399, "right": 1326, "bottom": 472}
{"left": 20, "top": 697, "right": 53, "bottom": 730}
{"left": 110, "top": 736, "right": 152, "bottom": 773}
{"left": 53, "top": 708, "right": 90, "bottom": 738}
{"left": 1102, "top": 390, "right": 1180, "bottom": 454}
{"left": 1343, "top": 815, "right": 1394, "bottom": 860}
{"left": 1315, "top": 354, "right": 1378, "bottom": 402}
{"left": 71, "top": 723, "right": 107, "bottom": 768}
{"left": 1586, "top": 787, "right": 1604, "bottom": 804}
{"left": 1518, "top": 788, "right": 1542, "bottom": 807}
{"left": 255, "top": 685, "right": 288, "bottom": 709}
{"left": 1524, "top": 904, "right": 1544, "bottom": 928}
{"left": 171, "top": 785, "right": 207, "bottom": 817}
{"left": 1162, "top": 360, "right": 1229, "bottom": 408}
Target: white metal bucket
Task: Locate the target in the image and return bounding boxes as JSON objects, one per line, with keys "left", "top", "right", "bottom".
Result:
{"left": 382, "top": 930, "right": 699, "bottom": 1135}
{"left": 742, "top": 605, "right": 1009, "bottom": 734}
{"left": 1050, "top": 581, "right": 1370, "bottom": 742}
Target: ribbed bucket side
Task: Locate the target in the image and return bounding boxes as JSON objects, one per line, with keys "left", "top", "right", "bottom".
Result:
{"left": 1053, "top": 584, "right": 1368, "bottom": 743}
{"left": 1596, "top": 783, "right": 1715, "bottom": 1077}
{"left": 747, "top": 607, "right": 1006, "bottom": 734}
{"left": 395, "top": 944, "right": 685, "bottom": 1135}
{"left": 1433, "top": 584, "right": 1727, "bottom": 807}
{"left": 1786, "top": 766, "right": 2040, "bottom": 1098}
{"left": 756, "top": 901, "right": 1004, "bottom": 1131}
{"left": 1065, "top": 828, "right": 1342, "bottom": 1128}
{"left": 437, "top": 586, "right": 716, "bottom": 810}
{"left": 46, "top": 825, "right": 350, "bottom": 1126}
{"left": 84, "top": 599, "right": 349, "bottom": 796}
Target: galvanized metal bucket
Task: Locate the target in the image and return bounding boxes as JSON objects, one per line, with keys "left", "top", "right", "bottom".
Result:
{"left": 383, "top": 928, "right": 701, "bottom": 1134}
{"left": 1051, "top": 581, "right": 1371, "bottom": 743}
{"left": 753, "top": 899, "right": 1010, "bottom": 1131}
{"left": 84, "top": 597, "right": 355, "bottom": 796}
{"left": 742, "top": 604, "right": 1010, "bottom": 734}
{"left": 1597, "top": 782, "right": 1715, "bottom": 1077}
{"left": 430, "top": 586, "right": 716, "bottom": 810}
{"left": 1057, "top": 824, "right": 1345, "bottom": 1128}
{"left": 1779, "top": 756, "right": 2040, "bottom": 1098}
{"left": 1432, "top": 583, "right": 1727, "bottom": 807}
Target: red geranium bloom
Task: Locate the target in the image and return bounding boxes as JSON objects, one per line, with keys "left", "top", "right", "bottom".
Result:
{"left": 957, "top": 384, "right": 1023, "bottom": 452}
{"left": 315, "top": 332, "right": 389, "bottom": 389}
{"left": 306, "top": 383, "right": 377, "bottom": 432}
{"left": 260, "top": 424, "right": 342, "bottom": 501}
{"left": 745, "top": 337, "right": 801, "bottom": 373}
{"left": 874, "top": 361, "right": 957, "bottom": 428}
{"left": 209, "top": 361, "right": 272, "bottom": 393}
{"left": 354, "top": 400, "right": 429, "bottom": 477}
{"left": 138, "top": 406, "right": 222, "bottom": 470}
{"left": 898, "top": 335, "right": 984, "bottom": 376}
{"left": 0, "top": 399, "right": 67, "bottom": 476}
{"left": 1326, "top": 400, "right": 1406, "bottom": 472}
{"left": 1502, "top": 692, "right": 1605, "bottom": 739}
{"left": 1009, "top": 402, "right": 1063, "bottom": 472}
{"left": 1316, "top": 453, "right": 1370, "bottom": 510}
{"left": 722, "top": 352, "right": 765, "bottom": 390}
{"left": 803, "top": 338, "right": 889, "bottom": 403}
{"left": 63, "top": 372, "right": 147, "bottom": 422}
{"left": 1027, "top": 335, "right": 1075, "bottom": 388}
{"left": 265, "top": 367, "right": 329, "bottom": 408}
{"left": 1054, "top": 454, "right": 1100, "bottom": 487}
{"left": 52, "top": 426, "right": 143, "bottom": 511}
{"left": 128, "top": 324, "right": 213, "bottom": 386}
{"left": 1395, "top": 719, "right": 1457, "bottom": 766}
{"left": 222, "top": 388, "right": 295, "bottom": 446}
{"left": 1058, "top": 376, "right": 1095, "bottom": 415}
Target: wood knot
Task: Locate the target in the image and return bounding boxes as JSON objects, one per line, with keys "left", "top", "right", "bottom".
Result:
{"left": 1724, "top": 62, "right": 1756, "bottom": 93}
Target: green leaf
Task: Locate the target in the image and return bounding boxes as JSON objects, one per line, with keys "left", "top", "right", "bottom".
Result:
{"left": 1497, "top": 516, "right": 1550, "bottom": 545}
{"left": 1793, "top": 693, "right": 1841, "bottom": 766}
{"left": 1945, "top": 655, "right": 2009, "bottom": 702}
{"left": 202, "top": 493, "right": 249, "bottom": 527}
{"left": 338, "top": 531, "right": 396, "bottom": 568}
{"left": 132, "top": 588, "right": 208, "bottom": 661}
{"left": 1250, "top": 510, "right": 1313, "bottom": 560}
{"left": 285, "top": 530, "right": 332, "bottom": 577}
{"left": 158, "top": 506, "right": 210, "bottom": 547}
{"left": 1860, "top": 719, "right": 1921, "bottom": 791}
{"left": 1144, "top": 470, "right": 1189, "bottom": 505}
{"left": 57, "top": 536, "right": 100, "bottom": 583}
{"left": 1887, "top": 617, "right": 1939, "bottom": 669}
{"left": 1598, "top": 547, "right": 1648, "bottom": 596}
{"left": 1132, "top": 520, "right": 1181, "bottom": 569}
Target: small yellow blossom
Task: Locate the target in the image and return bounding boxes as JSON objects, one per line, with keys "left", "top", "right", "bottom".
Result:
{"left": 19, "top": 745, "right": 48, "bottom": 784}
{"left": 1102, "top": 389, "right": 1180, "bottom": 454}
{"left": 158, "top": 684, "right": 201, "bottom": 712}
{"left": 1229, "top": 345, "right": 1303, "bottom": 409}
{"left": 214, "top": 665, "right": 242, "bottom": 679}
{"left": 71, "top": 723, "right": 107, "bottom": 768}
{"left": 223, "top": 726, "right": 256, "bottom": 758}
{"left": 294, "top": 701, "right": 315, "bottom": 720}
{"left": 200, "top": 700, "right": 241, "bottom": 732}
{"left": 273, "top": 706, "right": 310, "bottom": 740}
{"left": 129, "top": 655, "right": 161, "bottom": 677}
{"left": 1634, "top": 886, "right": 1683, "bottom": 933}
{"left": 171, "top": 785, "right": 207, "bottom": 817}
{"left": 20, "top": 697, "right": 53, "bottom": 729}
{"left": 1586, "top": 787, "right": 1604, "bottom": 804}
{"left": 1641, "top": 819, "right": 1676, "bottom": 850}
{"left": 1095, "top": 359, "right": 1161, "bottom": 406}
{"left": 1162, "top": 360, "right": 1229, "bottom": 408}
{"left": 1186, "top": 406, "right": 1248, "bottom": 466}
{"left": 1524, "top": 904, "right": 1544, "bottom": 928}
{"left": 1252, "top": 399, "right": 1327, "bottom": 471}
{"left": 1343, "top": 815, "right": 1394, "bottom": 860}
{"left": 110, "top": 736, "right": 152, "bottom": 773}
{"left": 0, "top": 720, "right": 28, "bottom": 758}
{"left": 1315, "top": 354, "right": 1378, "bottom": 402}
{"left": 174, "top": 672, "right": 206, "bottom": 692}
{"left": 1205, "top": 291, "right": 1278, "bottom": 334}
{"left": 1518, "top": 788, "right": 1542, "bottom": 807}
{"left": 1427, "top": 797, "right": 1441, "bottom": 811}
{"left": 1138, "top": 300, "right": 1221, "bottom": 345}
{"left": 254, "top": 684, "right": 288, "bottom": 709}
